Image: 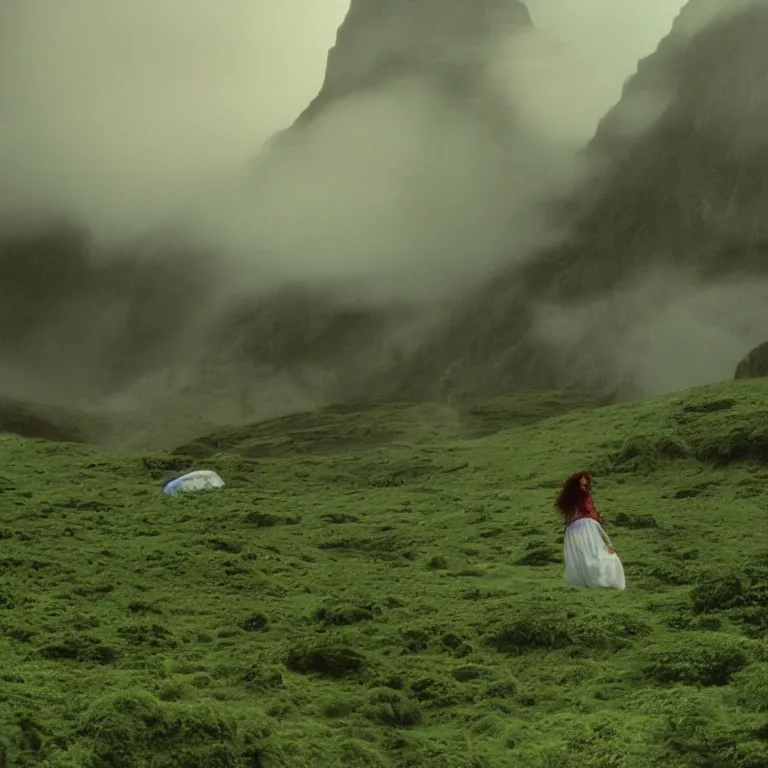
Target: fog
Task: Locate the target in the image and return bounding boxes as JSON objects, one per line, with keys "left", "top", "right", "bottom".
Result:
{"left": 4, "top": 0, "right": 758, "bottom": 436}
{"left": 531, "top": 271, "right": 768, "bottom": 398}
{"left": 0, "top": 0, "right": 349, "bottom": 237}
{"left": 1, "top": 0, "right": 684, "bottom": 298}
{"left": 523, "top": 0, "right": 685, "bottom": 140}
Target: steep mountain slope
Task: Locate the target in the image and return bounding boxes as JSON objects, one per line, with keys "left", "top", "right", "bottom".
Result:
{"left": 381, "top": 0, "right": 768, "bottom": 402}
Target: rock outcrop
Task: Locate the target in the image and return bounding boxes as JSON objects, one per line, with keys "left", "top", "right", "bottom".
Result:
{"left": 734, "top": 340, "right": 768, "bottom": 379}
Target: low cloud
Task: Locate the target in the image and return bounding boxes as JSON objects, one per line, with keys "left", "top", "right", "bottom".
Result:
{"left": 531, "top": 269, "right": 768, "bottom": 396}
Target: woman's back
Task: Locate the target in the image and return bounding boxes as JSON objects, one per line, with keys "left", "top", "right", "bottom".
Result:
{"left": 557, "top": 471, "right": 625, "bottom": 590}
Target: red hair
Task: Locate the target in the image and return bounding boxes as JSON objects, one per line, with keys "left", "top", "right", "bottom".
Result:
{"left": 556, "top": 471, "right": 591, "bottom": 524}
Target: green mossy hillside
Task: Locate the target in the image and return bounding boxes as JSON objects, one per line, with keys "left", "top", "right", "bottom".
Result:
{"left": 1, "top": 380, "right": 768, "bottom": 766}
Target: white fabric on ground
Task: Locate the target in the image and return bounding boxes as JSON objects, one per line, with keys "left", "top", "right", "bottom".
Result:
{"left": 564, "top": 517, "right": 625, "bottom": 589}
{"left": 163, "top": 470, "right": 227, "bottom": 496}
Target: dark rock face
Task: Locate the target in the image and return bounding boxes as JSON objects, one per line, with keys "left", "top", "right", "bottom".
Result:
{"left": 734, "top": 341, "right": 768, "bottom": 379}
{"left": 379, "top": 0, "right": 768, "bottom": 401}
{"left": 580, "top": 0, "right": 768, "bottom": 284}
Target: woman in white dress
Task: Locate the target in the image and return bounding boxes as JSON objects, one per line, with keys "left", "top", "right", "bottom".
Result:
{"left": 556, "top": 471, "right": 625, "bottom": 590}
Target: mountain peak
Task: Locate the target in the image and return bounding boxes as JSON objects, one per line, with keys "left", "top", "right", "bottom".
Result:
{"left": 290, "top": 0, "right": 532, "bottom": 127}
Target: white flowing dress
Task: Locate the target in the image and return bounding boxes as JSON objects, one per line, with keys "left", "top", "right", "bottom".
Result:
{"left": 564, "top": 517, "right": 625, "bottom": 589}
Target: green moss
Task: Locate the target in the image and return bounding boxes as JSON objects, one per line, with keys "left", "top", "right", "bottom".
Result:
{"left": 641, "top": 633, "right": 751, "bottom": 686}
{"left": 1, "top": 379, "right": 768, "bottom": 765}
{"left": 285, "top": 642, "right": 366, "bottom": 678}
{"left": 363, "top": 688, "right": 422, "bottom": 726}
{"left": 732, "top": 663, "right": 768, "bottom": 712}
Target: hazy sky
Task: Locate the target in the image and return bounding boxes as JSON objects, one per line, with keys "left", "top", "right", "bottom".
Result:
{"left": 525, "top": 0, "right": 687, "bottom": 136}
{"left": 1, "top": 0, "right": 686, "bottom": 174}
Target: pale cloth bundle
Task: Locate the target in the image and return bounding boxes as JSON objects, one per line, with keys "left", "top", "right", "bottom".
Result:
{"left": 564, "top": 517, "right": 625, "bottom": 589}
{"left": 162, "top": 469, "right": 227, "bottom": 496}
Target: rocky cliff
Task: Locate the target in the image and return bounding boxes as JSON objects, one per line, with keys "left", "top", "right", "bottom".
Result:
{"left": 379, "top": 0, "right": 768, "bottom": 402}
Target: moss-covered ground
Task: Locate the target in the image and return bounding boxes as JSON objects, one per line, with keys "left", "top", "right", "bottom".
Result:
{"left": 1, "top": 380, "right": 768, "bottom": 767}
